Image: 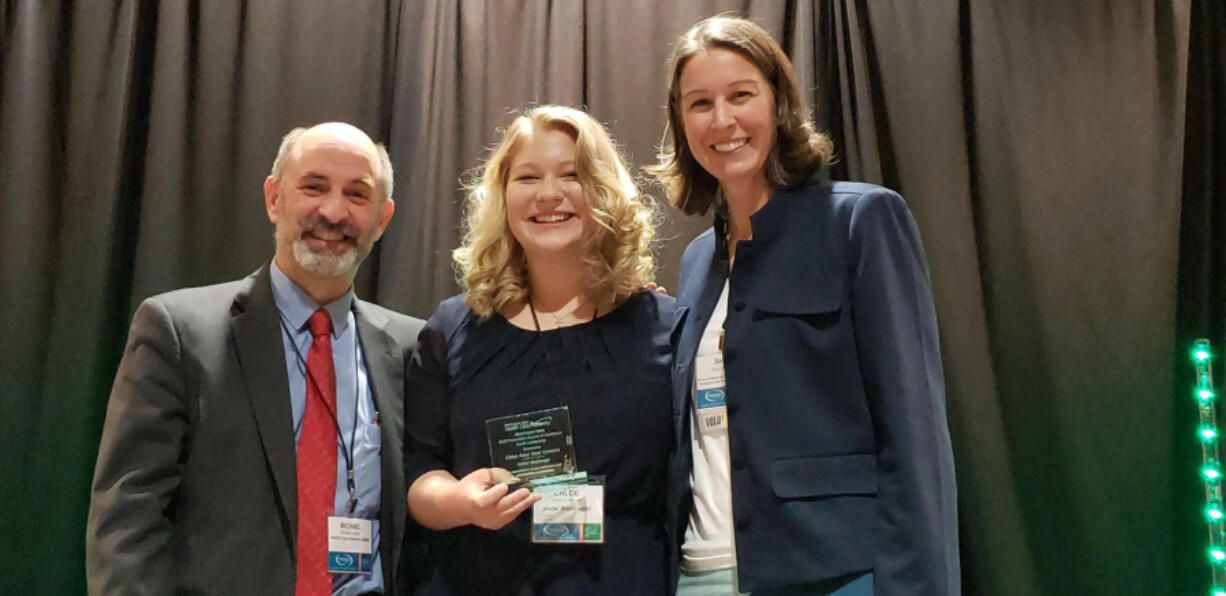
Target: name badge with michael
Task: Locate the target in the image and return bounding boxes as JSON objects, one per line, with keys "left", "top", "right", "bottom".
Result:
{"left": 327, "top": 517, "right": 373, "bottom": 574}
{"left": 485, "top": 406, "right": 604, "bottom": 544}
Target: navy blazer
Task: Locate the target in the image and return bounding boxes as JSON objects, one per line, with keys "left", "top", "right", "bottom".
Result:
{"left": 668, "top": 180, "right": 960, "bottom": 594}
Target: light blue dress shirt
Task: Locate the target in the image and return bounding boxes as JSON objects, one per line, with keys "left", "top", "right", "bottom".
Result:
{"left": 270, "top": 261, "right": 384, "bottom": 595}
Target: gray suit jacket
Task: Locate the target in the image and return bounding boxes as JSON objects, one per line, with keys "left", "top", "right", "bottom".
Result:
{"left": 86, "top": 265, "right": 425, "bottom": 595}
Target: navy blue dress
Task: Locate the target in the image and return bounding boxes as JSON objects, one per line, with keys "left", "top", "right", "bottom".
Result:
{"left": 405, "top": 291, "right": 678, "bottom": 595}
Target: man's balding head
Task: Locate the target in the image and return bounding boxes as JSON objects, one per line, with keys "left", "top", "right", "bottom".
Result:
{"left": 270, "top": 122, "right": 394, "bottom": 201}
{"left": 262, "top": 122, "right": 397, "bottom": 302}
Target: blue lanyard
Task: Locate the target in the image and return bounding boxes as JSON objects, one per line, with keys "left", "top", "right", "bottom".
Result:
{"left": 276, "top": 309, "right": 362, "bottom": 515}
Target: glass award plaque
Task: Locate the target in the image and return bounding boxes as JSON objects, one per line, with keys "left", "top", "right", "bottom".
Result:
{"left": 486, "top": 406, "right": 577, "bottom": 482}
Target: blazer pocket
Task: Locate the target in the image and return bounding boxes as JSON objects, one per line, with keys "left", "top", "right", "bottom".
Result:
{"left": 770, "top": 453, "right": 878, "bottom": 499}
{"left": 753, "top": 283, "right": 844, "bottom": 327}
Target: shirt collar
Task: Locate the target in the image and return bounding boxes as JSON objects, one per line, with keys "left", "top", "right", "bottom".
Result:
{"left": 269, "top": 259, "right": 354, "bottom": 338}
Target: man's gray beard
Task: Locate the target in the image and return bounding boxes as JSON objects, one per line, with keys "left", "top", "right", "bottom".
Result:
{"left": 275, "top": 220, "right": 367, "bottom": 277}
{"left": 291, "top": 239, "right": 361, "bottom": 276}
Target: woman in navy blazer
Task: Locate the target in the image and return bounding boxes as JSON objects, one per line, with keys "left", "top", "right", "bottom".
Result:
{"left": 650, "top": 16, "right": 960, "bottom": 595}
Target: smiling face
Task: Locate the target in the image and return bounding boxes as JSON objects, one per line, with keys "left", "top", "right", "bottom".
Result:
{"left": 678, "top": 47, "right": 777, "bottom": 191}
{"left": 503, "top": 127, "right": 592, "bottom": 261}
{"left": 264, "top": 124, "right": 394, "bottom": 283}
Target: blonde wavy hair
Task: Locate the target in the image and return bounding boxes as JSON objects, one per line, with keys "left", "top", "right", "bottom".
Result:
{"left": 454, "top": 105, "right": 657, "bottom": 318}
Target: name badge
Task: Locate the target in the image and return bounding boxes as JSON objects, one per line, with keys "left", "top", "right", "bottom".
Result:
{"left": 694, "top": 344, "right": 728, "bottom": 432}
{"left": 531, "top": 478, "right": 605, "bottom": 544}
{"left": 327, "top": 516, "right": 373, "bottom": 574}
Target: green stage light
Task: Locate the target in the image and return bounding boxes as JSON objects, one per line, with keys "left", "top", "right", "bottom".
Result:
{"left": 1190, "top": 340, "right": 1226, "bottom": 591}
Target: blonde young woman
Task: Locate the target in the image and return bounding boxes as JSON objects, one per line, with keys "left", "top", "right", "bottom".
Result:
{"left": 654, "top": 16, "right": 960, "bottom": 596}
{"left": 405, "top": 105, "right": 677, "bottom": 594}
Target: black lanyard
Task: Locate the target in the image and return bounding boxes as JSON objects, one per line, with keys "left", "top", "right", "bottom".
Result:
{"left": 527, "top": 299, "right": 597, "bottom": 410}
{"left": 277, "top": 309, "right": 361, "bottom": 515}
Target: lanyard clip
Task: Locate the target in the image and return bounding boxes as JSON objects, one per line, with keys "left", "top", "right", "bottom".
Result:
{"left": 347, "top": 470, "right": 357, "bottom": 514}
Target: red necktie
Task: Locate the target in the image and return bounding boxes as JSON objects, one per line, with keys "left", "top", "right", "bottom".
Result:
{"left": 296, "top": 308, "right": 337, "bottom": 596}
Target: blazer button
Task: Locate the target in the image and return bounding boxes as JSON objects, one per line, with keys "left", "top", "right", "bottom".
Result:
{"left": 731, "top": 454, "right": 744, "bottom": 470}
{"left": 735, "top": 517, "right": 751, "bottom": 530}
{"left": 733, "top": 301, "right": 746, "bottom": 312}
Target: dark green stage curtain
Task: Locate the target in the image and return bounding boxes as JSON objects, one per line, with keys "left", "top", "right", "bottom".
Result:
{"left": 0, "top": 1, "right": 1215, "bottom": 594}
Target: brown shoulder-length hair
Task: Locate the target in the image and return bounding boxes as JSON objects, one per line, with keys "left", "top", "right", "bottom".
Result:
{"left": 648, "top": 14, "right": 834, "bottom": 216}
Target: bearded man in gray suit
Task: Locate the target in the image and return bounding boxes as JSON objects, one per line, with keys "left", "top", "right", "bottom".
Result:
{"left": 86, "top": 122, "right": 424, "bottom": 595}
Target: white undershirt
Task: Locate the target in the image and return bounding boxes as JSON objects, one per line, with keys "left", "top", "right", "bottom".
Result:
{"left": 681, "top": 281, "right": 736, "bottom": 573}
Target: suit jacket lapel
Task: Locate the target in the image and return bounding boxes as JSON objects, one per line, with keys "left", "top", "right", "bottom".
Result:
{"left": 354, "top": 302, "right": 405, "bottom": 589}
{"left": 230, "top": 265, "right": 298, "bottom": 548}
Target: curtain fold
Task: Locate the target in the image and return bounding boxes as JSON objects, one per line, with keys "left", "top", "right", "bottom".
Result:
{"left": 381, "top": 0, "right": 589, "bottom": 316}
{"left": 0, "top": 1, "right": 71, "bottom": 588}
{"left": 965, "top": 3, "right": 1189, "bottom": 592}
